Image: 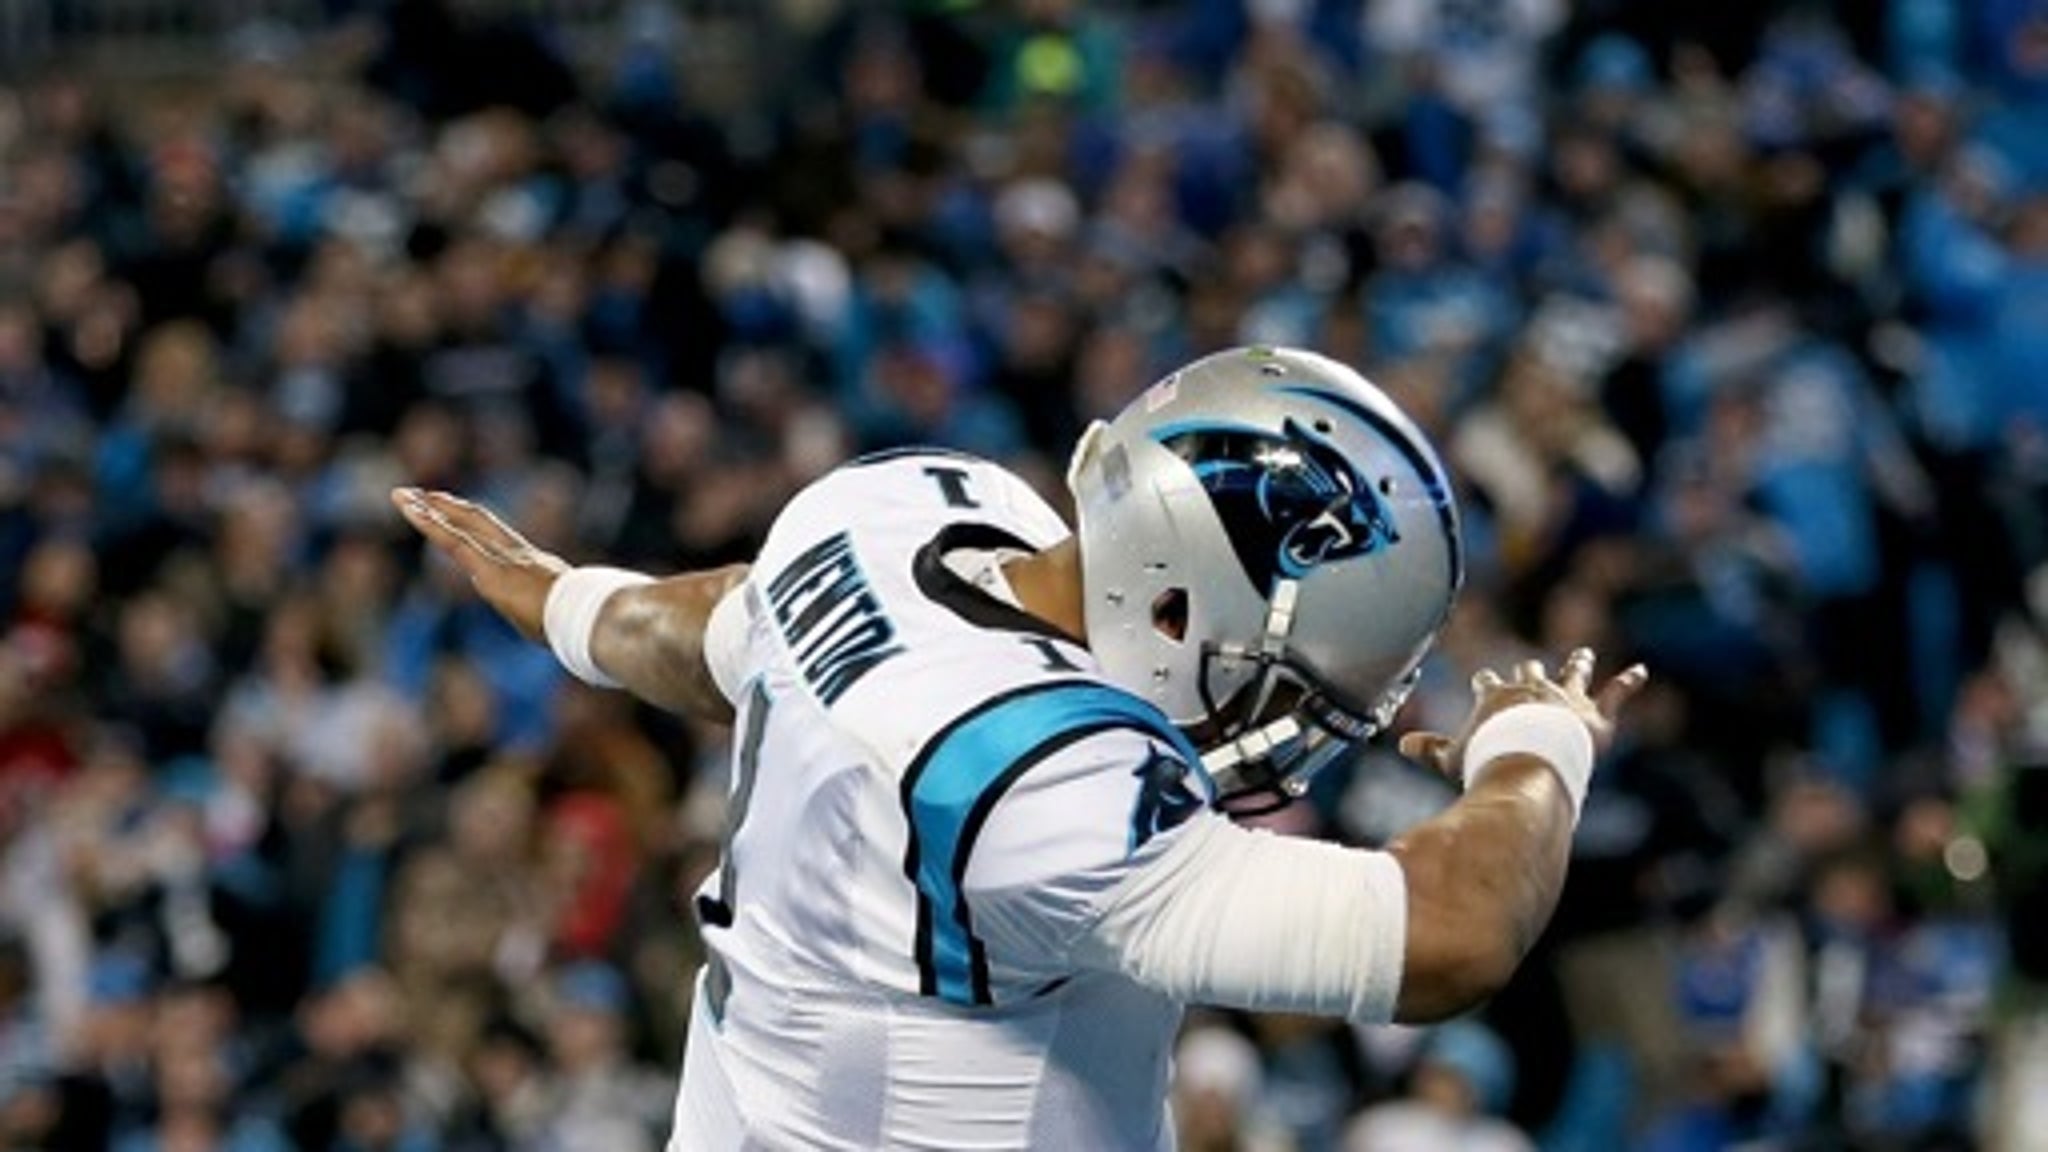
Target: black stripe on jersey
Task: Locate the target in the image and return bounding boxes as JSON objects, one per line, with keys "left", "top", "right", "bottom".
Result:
{"left": 911, "top": 523, "right": 1082, "bottom": 647}
{"left": 949, "top": 719, "right": 1131, "bottom": 1004}
{"left": 912, "top": 897, "right": 935, "bottom": 998}
{"left": 900, "top": 678, "right": 1146, "bottom": 1005}
{"left": 900, "top": 680, "right": 1074, "bottom": 998}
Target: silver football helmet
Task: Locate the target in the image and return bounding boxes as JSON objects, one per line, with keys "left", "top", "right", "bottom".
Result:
{"left": 1068, "top": 346, "right": 1464, "bottom": 812}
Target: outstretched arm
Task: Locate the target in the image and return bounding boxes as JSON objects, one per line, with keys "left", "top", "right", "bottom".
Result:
{"left": 586, "top": 567, "right": 750, "bottom": 721}
{"left": 391, "top": 488, "right": 748, "bottom": 725}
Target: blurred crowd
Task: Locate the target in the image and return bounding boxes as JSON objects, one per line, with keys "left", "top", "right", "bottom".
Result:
{"left": 3, "top": 0, "right": 2048, "bottom": 1149}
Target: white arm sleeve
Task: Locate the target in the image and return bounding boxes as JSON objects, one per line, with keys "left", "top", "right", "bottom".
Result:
{"left": 701, "top": 582, "right": 753, "bottom": 706}
{"left": 1073, "top": 818, "right": 1410, "bottom": 1023}
{"left": 956, "top": 727, "right": 1406, "bottom": 1021}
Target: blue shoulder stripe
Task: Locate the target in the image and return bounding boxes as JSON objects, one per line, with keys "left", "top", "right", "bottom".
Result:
{"left": 899, "top": 680, "right": 1202, "bottom": 1005}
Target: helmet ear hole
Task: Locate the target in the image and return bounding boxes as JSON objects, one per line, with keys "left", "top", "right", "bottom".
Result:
{"left": 1150, "top": 588, "right": 1190, "bottom": 644}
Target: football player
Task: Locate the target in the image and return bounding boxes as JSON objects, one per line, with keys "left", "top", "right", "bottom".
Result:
{"left": 394, "top": 346, "right": 1645, "bottom": 1151}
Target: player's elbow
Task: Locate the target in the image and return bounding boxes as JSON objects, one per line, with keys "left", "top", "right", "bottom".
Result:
{"left": 1389, "top": 842, "right": 1524, "bottom": 1023}
{"left": 1396, "top": 929, "right": 1519, "bottom": 1023}
{"left": 1387, "top": 773, "right": 1574, "bottom": 1024}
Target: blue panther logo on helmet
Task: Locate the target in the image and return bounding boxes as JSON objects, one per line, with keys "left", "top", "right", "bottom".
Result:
{"left": 1157, "top": 417, "right": 1401, "bottom": 593}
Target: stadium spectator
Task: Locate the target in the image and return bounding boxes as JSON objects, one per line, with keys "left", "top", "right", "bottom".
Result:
{"left": 0, "top": 0, "right": 2043, "bottom": 1147}
{"left": 1346, "top": 1021, "right": 1533, "bottom": 1152}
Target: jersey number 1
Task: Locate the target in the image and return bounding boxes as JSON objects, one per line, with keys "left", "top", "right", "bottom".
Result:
{"left": 924, "top": 465, "right": 979, "bottom": 509}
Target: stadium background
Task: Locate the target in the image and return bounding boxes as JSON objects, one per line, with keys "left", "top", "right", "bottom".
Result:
{"left": 3, "top": 0, "right": 2048, "bottom": 1148}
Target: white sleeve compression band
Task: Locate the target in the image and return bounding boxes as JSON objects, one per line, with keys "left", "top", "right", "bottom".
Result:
{"left": 1077, "top": 818, "right": 1409, "bottom": 1023}
{"left": 1462, "top": 702, "right": 1596, "bottom": 821}
{"left": 543, "top": 566, "right": 653, "bottom": 688}
{"left": 700, "top": 582, "right": 751, "bottom": 706}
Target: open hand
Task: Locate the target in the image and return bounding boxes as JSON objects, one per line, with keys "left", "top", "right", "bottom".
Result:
{"left": 391, "top": 488, "right": 567, "bottom": 642}
{"left": 1398, "top": 648, "right": 1648, "bottom": 783}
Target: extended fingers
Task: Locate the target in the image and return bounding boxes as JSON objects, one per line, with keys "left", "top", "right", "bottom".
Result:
{"left": 392, "top": 488, "right": 460, "bottom": 546}
{"left": 1513, "top": 658, "right": 1548, "bottom": 685}
{"left": 393, "top": 489, "right": 498, "bottom": 569}
{"left": 1562, "top": 647, "right": 1596, "bottom": 695}
{"left": 418, "top": 491, "right": 505, "bottom": 542}
{"left": 1595, "top": 663, "right": 1650, "bottom": 718}
{"left": 1398, "top": 731, "right": 1457, "bottom": 777}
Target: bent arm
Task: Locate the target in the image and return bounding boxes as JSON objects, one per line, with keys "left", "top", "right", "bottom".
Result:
{"left": 1385, "top": 756, "right": 1573, "bottom": 1021}
{"left": 586, "top": 565, "right": 751, "bottom": 724}
{"left": 1076, "top": 756, "right": 1574, "bottom": 1025}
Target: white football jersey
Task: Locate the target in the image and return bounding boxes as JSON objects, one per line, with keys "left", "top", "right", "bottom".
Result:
{"left": 670, "top": 451, "right": 1221, "bottom": 1151}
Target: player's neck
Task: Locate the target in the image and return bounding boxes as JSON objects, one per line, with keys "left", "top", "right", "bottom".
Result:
{"left": 1001, "top": 537, "right": 1088, "bottom": 644}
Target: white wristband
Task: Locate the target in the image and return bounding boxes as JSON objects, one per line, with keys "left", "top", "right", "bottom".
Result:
{"left": 543, "top": 567, "right": 654, "bottom": 688}
{"left": 1462, "top": 703, "right": 1595, "bottom": 822}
